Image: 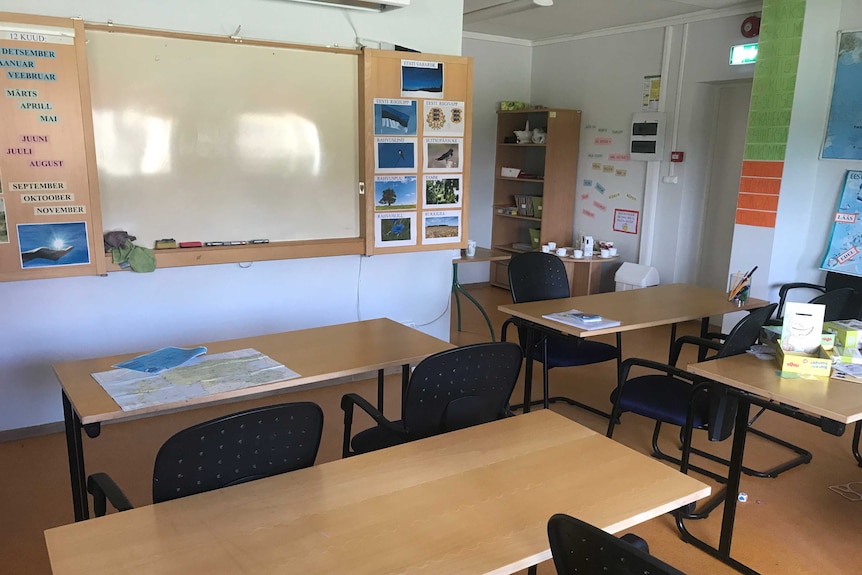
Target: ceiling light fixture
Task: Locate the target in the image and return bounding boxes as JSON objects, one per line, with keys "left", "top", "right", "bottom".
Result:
{"left": 463, "top": 0, "right": 553, "bottom": 25}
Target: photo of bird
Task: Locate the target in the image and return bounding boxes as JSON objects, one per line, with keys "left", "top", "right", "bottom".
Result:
{"left": 435, "top": 148, "right": 454, "bottom": 161}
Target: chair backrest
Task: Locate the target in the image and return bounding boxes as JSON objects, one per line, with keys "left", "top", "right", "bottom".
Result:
{"left": 547, "top": 513, "right": 688, "bottom": 575}
{"left": 825, "top": 271, "right": 862, "bottom": 319}
{"left": 508, "top": 251, "right": 570, "bottom": 303}
{"left": 715, "top": 303, "right": 778, "bottom": 359}
{"left": 152, "top": 401, "right": 323, "bottom": 503}
{"left": 401, "top": 342, "right": 522, "bottom": 438}
{"left": 812, "top": 287, "right": 856, "bottom": 322}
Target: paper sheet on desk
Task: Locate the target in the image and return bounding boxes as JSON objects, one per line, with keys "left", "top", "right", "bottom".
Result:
{"left": 113, "top": 346, "right": 208, "bottom": 374}
{"left": 831, "top": 362, "right": 862, "bottom": 383}
{"left": 542, "top": 309, "right": 621, "bottom": 330}
{"left": 94, "top": 348, "right": 300, "bottom": 411}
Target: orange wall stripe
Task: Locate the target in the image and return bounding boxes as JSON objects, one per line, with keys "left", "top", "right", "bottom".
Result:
{"left": 739, "top": 177, "right": 782, "bottom": 195}
{"left": 741, "top": 160, "right": 784, "bottom": 178}
{"left": 737, "top": 193, "right": 780, "bottom": 211}
{"left": 736, "top": 209, "right": 777, "bottom": 228}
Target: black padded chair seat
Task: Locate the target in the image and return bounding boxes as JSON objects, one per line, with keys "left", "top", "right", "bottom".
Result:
{"left": 538, "top": 336, "right": 618, "bottom": 368}
{"left": 612, "top": 374, "right": 710, "bottom": 428}
{"left": 350, "top": 420, "right": 413, "bottom": 453}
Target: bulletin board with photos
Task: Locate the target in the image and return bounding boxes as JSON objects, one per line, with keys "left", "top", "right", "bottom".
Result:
{"left": 363, "top": 49, "right": 473, "bottom": 255}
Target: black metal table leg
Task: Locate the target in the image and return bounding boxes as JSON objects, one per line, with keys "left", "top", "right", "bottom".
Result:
{"left": 668, "top": 322, "right": 678, "bottom": 364}
{"left": 676, "top": 396, "right": 759, "bottom": 575}
{"left": 853, "top": 420, "right": 862, "bottom": 466}
{"left": 522, "top": 325, "right": 535, "bottom": 413}
{"left": 698, "top": 317, "right": 710, "bottom": 361}
{"left": 402, "top": 364, "right": 410, "bottom": 399}
{"left": 62, "top": 390, "right": 89, "bottom": 522}
{"left": 377, "top": 369, "right": 385, "bottom": 412}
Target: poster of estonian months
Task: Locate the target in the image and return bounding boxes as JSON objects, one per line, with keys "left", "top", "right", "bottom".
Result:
{"left": 424, "top": 138, "right": 462, "bottom": 172}
{"left": 423, "top": 210, "right": 461, "bottom": 245}
{"left": 375, "top": 211, "right": 417, "bottom": 248}
{"left": 374, "top": 137, "right": 417, "bottom": 174}
{"left": 374, "top": 98, "right": 417, "bottom": 136}
{"left": 821, "top": 170, "right": 862, "bottom": 274}
{"left": 423, "top": 174, "right": 462, "bottom": 209}
{"left": 401, "top": 60, "right": 444, "bottom": 98}
{"left": 423, "top": 100, "right": 465, "bottom": 137}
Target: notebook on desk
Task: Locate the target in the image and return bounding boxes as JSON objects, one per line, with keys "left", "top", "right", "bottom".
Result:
{"left": 542, "top": 309, "right": 621, "bottom": 330}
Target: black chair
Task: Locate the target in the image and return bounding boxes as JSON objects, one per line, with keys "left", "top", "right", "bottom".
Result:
{"left": 548, "top": 513, "right": 687, "bottom": 575}
{"left": 606, "top": 304, "right": 801, "bottom": 517}
{"left": 87, "top": 401, "right": 323, "bottom": 516}
{"left": 766, "top": 283, "right": 855, "bottom": 326}
{"left": 341, "top": 342, "right": 522, "bottom": 457}
{"left": 501, "top": 251, "right": 619, "bottom": 415}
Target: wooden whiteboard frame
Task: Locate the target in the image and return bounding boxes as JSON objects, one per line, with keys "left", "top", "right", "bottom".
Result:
{"left": 83, "top": 23, "right": 367, "bottom": 272}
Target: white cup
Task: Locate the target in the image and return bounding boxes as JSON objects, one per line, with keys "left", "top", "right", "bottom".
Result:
{"left": 466, "top": 239, "right": 477, "bottom": 257}
{"left": 608, "top": 247, "right": 618, "bottom": 257}
{"left": 547, "top": 241, "right": 557, "bottom": 250}
{"left": 601, "top": 248, "right": 610, "bottom": 258}
{"left": 556, "top": 247, "right": 567, "bottom": 257}
{"left": 572, "top": 249, "right": 583, "bottom": 259}
{"left": 541, "top": 244, "right": 551, "bottom": 253}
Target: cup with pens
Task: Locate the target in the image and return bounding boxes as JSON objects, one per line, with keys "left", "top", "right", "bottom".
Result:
{"left": 728, "top": 266, "right": 757, "bottom": 306}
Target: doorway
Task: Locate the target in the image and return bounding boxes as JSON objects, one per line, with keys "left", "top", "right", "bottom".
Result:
{"left": 697, "top": 80, "right": 753, "bottom": 292}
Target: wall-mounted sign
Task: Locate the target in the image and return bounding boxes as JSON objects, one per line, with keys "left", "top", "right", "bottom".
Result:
{"left": 729, "top": 43, "right": 758, "bottom": 66}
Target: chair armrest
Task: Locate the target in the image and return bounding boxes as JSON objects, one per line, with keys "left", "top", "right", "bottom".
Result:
{"left": 619, "top": 356, "right": 708, "bottom": 385}
{"left": 87, "top": 472, "right": 134, "bottom": 516}
{"left": 340, "top": 393, "right": 408, "bottom": 457}
{"left": 670, "top": 335, "right": 723, "bottom": 366}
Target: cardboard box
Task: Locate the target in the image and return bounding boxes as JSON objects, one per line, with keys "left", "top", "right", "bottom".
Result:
{"left": 831, "top": 345, "right": 862, "bottom": 364}
{"left": 761, "top": 325, "right": 835, "bottom": 350}
{"left": 823, "top": 319, "right": 862, "bottom": 349}
{"left": 775, "top": 345, "right": 832, "bottom": 377}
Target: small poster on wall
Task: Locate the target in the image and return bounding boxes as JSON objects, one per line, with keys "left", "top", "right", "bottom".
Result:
{"left": 424, "top": 138, "right": 461, "bottom": 172}
{"left": 423, "top": 100, "right": 465, "bottom": 137}
{"left": 401, "top": 60, "right": 444, "bottom": 98}
{"left": 423, "top": 174, "right": 462, "bottom": 209}
{"left": 613, "top": 208, "right": 639, "bottom": 234}
{"left": 374, "top": 137, "right": 417, "bottom": 173}
{"left": 18, "top": 221, "right": 91, "bottom": 268}
{"left": 374, "top": 175, "right": 417, "bottom": 211}
{"left": 374, "top": 99, "right": 417, "bottom": 136}
{"left": 375, "top": 211, "right": 416, "bottom": 248}
{"left": 422, "top": 210, "right": 461, "bottom": 244}
{"left": 820, "top": 170, "right": 862, "bottom": 276}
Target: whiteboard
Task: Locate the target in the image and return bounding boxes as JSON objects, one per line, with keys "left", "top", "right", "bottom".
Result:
{"left": 86, "top": 30, "right": 359, "bottom": 247}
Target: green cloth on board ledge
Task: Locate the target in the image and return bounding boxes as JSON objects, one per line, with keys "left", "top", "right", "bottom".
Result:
{"left": 110, "top": 242, "right": 156, "bottom": 273}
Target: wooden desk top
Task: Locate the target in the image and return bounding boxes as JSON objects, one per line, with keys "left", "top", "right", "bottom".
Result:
{"left": 44, "top": 410, "right": 709, "bottom": 575}
{"left": 687, "top": 353, "right": 862, "bottom": 425}
{"left": 454, "top": 246, "right": 512, "bottom": 263}
{"left": 53, "top": 318, "right": 453, "bottom": 426}
{"left": 498, "top": 283, "right": 770, "bottom": 338}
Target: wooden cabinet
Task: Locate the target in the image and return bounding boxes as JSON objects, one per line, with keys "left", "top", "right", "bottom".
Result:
{"left": 490, "top": 108, "right": 581, "bottom": 289}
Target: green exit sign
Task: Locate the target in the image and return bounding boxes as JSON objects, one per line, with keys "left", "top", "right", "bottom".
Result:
{"left": 729, "top": 43, "right": 758, "bottom": 65}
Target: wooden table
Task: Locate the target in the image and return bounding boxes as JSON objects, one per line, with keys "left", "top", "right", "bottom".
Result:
{"left": 498, "top": 284, "right": 768, "bottom": 410}
{"left": 453, "top": 247, "right": 511, "bottom": 340}
{"left": 560, "top": 254, "right": 619, "bottom": 296}
{"left": 686, "top": 354, "right": 862, "bottom": 574}
{"left": 44, "top": 410, "right": 710, "bottom": 575}
{"left": 54, "top": 318, "right": 453, "bottom": 521}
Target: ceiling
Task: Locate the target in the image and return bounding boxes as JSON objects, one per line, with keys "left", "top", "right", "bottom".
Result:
{"left": 462, "top": 0, "right": 762, "bottom": 42}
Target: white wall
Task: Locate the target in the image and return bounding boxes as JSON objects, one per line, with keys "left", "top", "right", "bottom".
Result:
{"left": 0, "top": 0, "right": 464, "bottom": 432}
{"left": 460, "top": 35, "right": 532, "bottom": 283}
{"left": 530, "top": 29, "right": 664, "bottom": 268}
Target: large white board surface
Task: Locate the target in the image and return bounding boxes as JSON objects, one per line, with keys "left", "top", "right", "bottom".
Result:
{"left": 87, "top": 30, "right": 359, "bottom": 246}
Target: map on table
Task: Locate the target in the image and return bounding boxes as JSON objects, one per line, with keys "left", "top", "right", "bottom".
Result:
{"left": 92, "top": 348, "right": 300, "bottom": 411}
